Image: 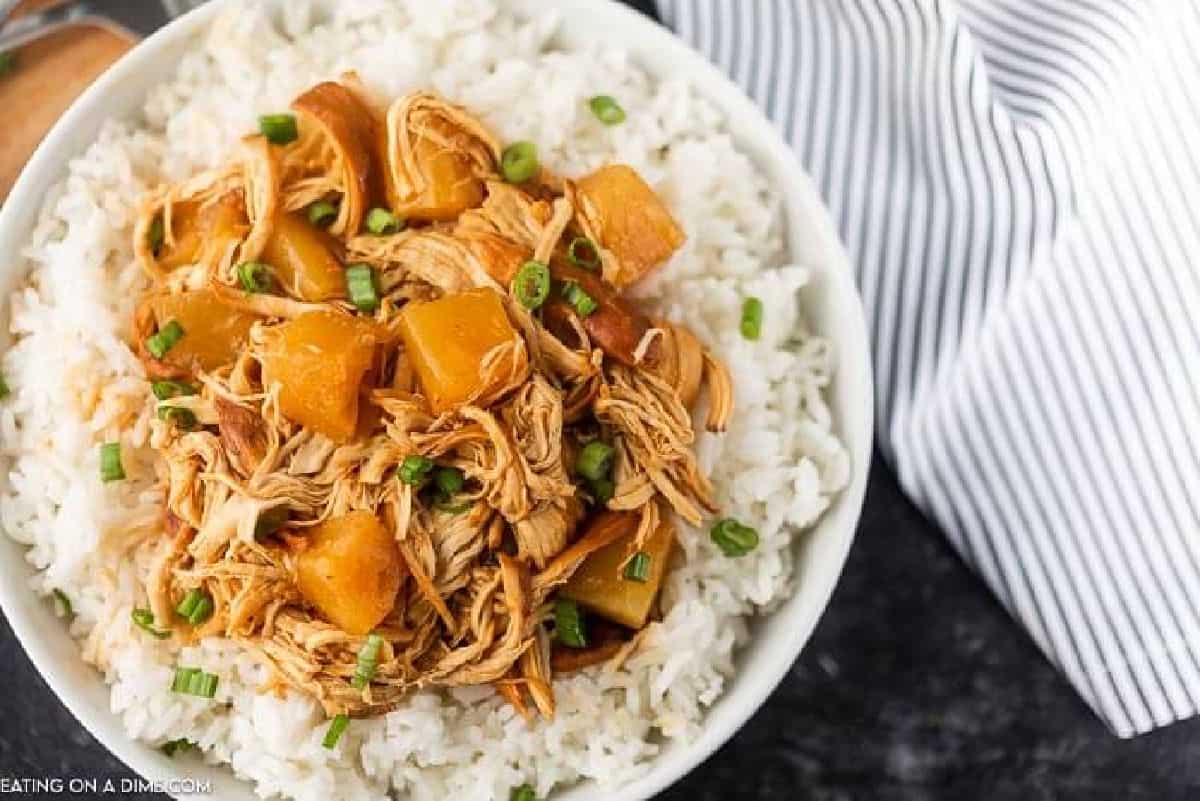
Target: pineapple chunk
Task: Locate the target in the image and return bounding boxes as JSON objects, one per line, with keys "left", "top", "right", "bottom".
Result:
{"left": 148, "top": 289, "right": 259, "bottom": 374}
{"left": 561, "top": 513, "right": 675, "bottom": 630}
{"left": 295, "top": 510, "right": 402, "bottom": 635}
{"left": 261, "top": 211, "right": 346, "bottom": 301}
{"left": 394, "top": 121, "right": 485, "bottom": 222}
{"left": 259, "top": 311, "right": 378, "bottom": 442}
{"left": 157, "top": 193, "right": 249, "bottom": 272}
{"left": 397, "top": 288, "right": 518, "bottom": 413}
{"left": 576, "top": 165, "right": 685, "bottom": 287}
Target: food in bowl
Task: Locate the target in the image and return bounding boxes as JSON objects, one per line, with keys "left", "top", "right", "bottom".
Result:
{"left": 132, "top": 73, "right": 736, "bottom": 720}
{"left": 0, "top": 2, "right": 850, "bottom": 800}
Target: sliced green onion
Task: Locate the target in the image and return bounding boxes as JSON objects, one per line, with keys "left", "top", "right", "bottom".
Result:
{"left": 398, "top": 455, "right": 435, "bottom": 486}
{"left": 131, "top": 608, "right": 170, "bottom": 639}
{"left": 510, "top": 785, "right": 536, "bottom": 801}
{"left": 351, "top": 633, "right": 384, "bottom": 689}
{"left": 554, "top": 598, "right": 587, "bottom": 648}
{"left": 100, "top": 442, "right": 125, "bottom": 482}
{"left": 236, "top": 261, "right": 275, "bottom": 293}
{"left": 433, "top": 497, "right": 474, "bottom": 514}
{"left": 740, "top": 297, "right": 764, "bottom": 341}
{"left": 157, "top": 405, "right": 198, "bottom": 431}
{"left": 307, "top": 200, "right": 339, "bottom": 227}
{"left": 146, "top": 319, "right": 185, "bottom": 360}
{"left": 322, "top": 714, "right": 350, "bottom": 749}
{"left": 176, "top": 589, "right": 213, "bottom": 625}
{"left": 567, "top": 237, "right": 600, "bottom": 270}
{"left": 0, "top": 372, "right": 9, "bottom": 400}
{"left": 433, "top": 467, "right": 465, "bottom": 496}
{"left": 512, "top": 260, "right": 550, "bottom": 310}
{"left": 160, "top": 739, "right": 195, "bottom": 757}
{"left": 588, "top": 95, "right": 626, "bottom": 125}
{"left": 366, "top": 207, "right": 402, "bottom": 235}
{"left": 254, "top": 506, "right": 289, "bottom": 540}
{"left": 623, "top": 552, "right": 651, "bottom": 583}
{"left": 52, "top": 589, "right": 75, "bottom": 621}
{"left": 259, "top": 113, "right": 298, "bottom": 145}
{"left": 171, "top": 666, "right": 219, "bottom": 698}
{"left": 589, "top": 477, "right": 614, "bottom": 506}
{"left": 500, "top": 141, "right": 539, "bottom": 184}
{"left": 151, "top": 380, "right": 196, "bottom": 401}
{"left": 575, "top": 440, "right": 613, "bottom": 482}
{"left": 0, "top": 51, "right": 16, "bottom": 78}
{"left": 561, "top": 281, "right": 598, "bottom": 317}
{"left": 345, "top": 263, "right": 379, "bottom": 312}
{"left": 710, "top": 518, "right": 759, "bottom": 557}
{"left": 148, "top": 215, "right": 165, "bottom": 256}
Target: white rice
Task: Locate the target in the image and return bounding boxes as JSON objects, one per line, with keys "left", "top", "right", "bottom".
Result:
{"left": 0, "top": 2, "right": 849, "bottom": 800}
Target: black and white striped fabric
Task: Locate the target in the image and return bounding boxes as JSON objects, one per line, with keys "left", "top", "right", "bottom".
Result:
{"left": 655, "top": 0, "right": 1200, "bottom": 737}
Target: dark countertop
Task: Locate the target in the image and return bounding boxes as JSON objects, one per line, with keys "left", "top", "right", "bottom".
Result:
{"left": 4, "top": 1, "right": 1200, "bottom": 799}
{"left": 5, "top": 458, "right": 1199, "bottom": 800}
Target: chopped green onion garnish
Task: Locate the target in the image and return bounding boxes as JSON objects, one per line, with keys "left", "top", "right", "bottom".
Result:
{"left": 259, "top": 113, "right": 298, "bottom": 145}
{"left": 0, "top": 51, "right": 16, "bottom": 78}
{"left": 307, "top": 200, "right": 339, "bottom": 227}
{"left": 575, "top": 441, "right": 613, "bottom": 482}
{"left": 345, "top": 263, "right": 379, "bottom": 312}
{"left": 0, "top": 372, "right": 9, "bottom": 400}
{"left": 554, "top": 598, "right": 587, "bottom": 648}
{"left": 740, "top": 297, "right": 763, "bottom": 341}
{"left": 433, "top": 496, "right": 474, "bottom": 514}
{"left": 510, "top": 785, "right": 536, "bottom": 801}
{"left": 176, "top": 589, "right": 213, "bottom": 625}
{"left": 148, "top": 215, "right": 165, "bottom": 256}
{"left": 589, "top": 477, "right": 614, "bottom": 506}
{"left": 512, "top": 260, "right": 550, "bottom": 310}
{"left": 52, "top": 589, "right": 75, "bottom": 621}
{"left": 561, "top": 281, "right": 598, "bottom": 317}
{"left": 500, "top": 141, "right": 539, "bottom": 184}
{"left": 322, "top": 714, "right": 350, "bottom": 749}
{"left": 397, "top": 455, "right": 435, "bottom": 486}
{"left": 254, "top": 506, "right": 289, "bottom": 540}
{"left": 100, "top": 442, "right": 125, "bottom": 482}
{"left": 157, "top": 405, "right": 198, "bottom": 431}
{"left": 433, "top": 467, "right": 465, "bottom": 496}
{"left": 588, "top": 95, "right": 626, "bottom": 125}
{"left": 171, "top": 666, "right": 219, "bottom": 698}
{"left": 623, "top": 552, "right": 651, "bottom": 583}
{"left": 351, "top": 633, "right": 384, "bottom": 689}
{"left": 236, "top": 261, "right": 275, "bottom": 293}
{"left": 710, "top": 518, "right": 759, "bottom": 557}
{"left": 160, "top": 739, "right": 195, "bottom": 757}
{"left": 151, "top": 380, "right": 195, "bottom": 401}
{"left": 567, "top": 237, "right": 600, "bottom": 270}
{"left": 131, "top": 608, "right": 170, "bottom": 639}
{"left": 366, "top": 207, "right": 402, "bottom": 235}
{"left": 146, "top": 319, "right": 185, "bottom": 360}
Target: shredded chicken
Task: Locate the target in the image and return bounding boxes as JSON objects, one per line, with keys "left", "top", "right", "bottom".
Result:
{"left": 131, "top": 84, "right": 737, "bottom": 721}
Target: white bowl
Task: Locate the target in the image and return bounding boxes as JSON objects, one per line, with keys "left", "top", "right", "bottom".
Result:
{"left": 0, "top": 1, "right": 873, "bottom": 799}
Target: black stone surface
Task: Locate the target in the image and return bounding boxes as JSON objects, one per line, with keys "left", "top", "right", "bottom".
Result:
{"left": 4, "top": 1, "right": 1199, "bottom": 799}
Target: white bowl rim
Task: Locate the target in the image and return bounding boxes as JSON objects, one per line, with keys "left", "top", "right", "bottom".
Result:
{"left": 0, "top": 1, "right": 874, "bottom": 800}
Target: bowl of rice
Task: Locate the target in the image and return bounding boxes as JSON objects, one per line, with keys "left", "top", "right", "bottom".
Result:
{"left": 0, "top": 1, "right": 873, "bottom": 800}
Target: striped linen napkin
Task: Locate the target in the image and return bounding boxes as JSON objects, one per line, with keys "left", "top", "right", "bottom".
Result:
{"left": 655, "top": 0, "right": 1200, "bottom": 737}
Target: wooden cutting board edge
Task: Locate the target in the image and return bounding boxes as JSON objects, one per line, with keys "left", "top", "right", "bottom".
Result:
{"left": 0, "top": 15, "right": 140, "bottom": 200}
